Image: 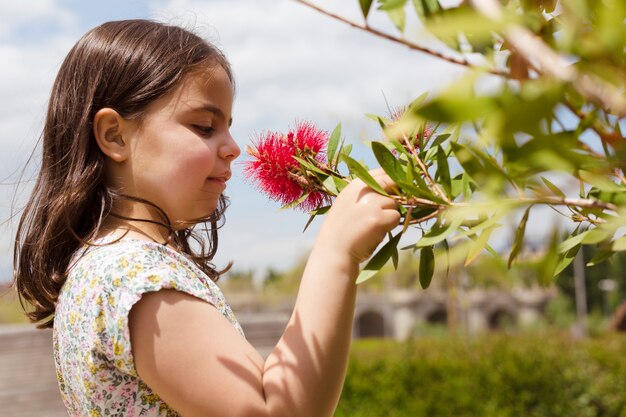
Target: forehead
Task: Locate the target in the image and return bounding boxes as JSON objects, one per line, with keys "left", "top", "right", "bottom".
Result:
{"left": 149, "top": 66, "right": 234, "bottom": 117}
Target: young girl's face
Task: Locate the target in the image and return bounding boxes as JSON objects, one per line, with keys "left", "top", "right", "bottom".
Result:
{"left": 125, "top": 65, "right": 240, "bottom": 227}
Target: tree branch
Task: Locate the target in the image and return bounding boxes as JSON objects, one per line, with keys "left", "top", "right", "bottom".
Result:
{"left": 523, "top": 196, "right": 617, "bottom": 212}
{"left": 292, "top": 0, "right": 508, "bottom": 77}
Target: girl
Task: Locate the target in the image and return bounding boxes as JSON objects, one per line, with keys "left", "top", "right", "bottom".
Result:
{"left": 14, "top": 20, "right": 400, "bottom": 417}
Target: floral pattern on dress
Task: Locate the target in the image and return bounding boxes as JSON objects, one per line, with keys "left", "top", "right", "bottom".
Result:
{"left": 53, "top": 238, "right": 244, "bottom": 417}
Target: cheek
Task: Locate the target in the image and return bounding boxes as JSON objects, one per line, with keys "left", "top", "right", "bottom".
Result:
{"left": 169, "top": 147, "right": 215, "bottom": 181}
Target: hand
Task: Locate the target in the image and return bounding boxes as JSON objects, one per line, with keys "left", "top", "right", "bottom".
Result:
{"left": 317, "top": 169, "right": 401, "bottom": 265}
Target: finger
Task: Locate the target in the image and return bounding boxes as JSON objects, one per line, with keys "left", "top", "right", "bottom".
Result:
{"left": 378, "top": 206, "right": 402, "bottom": 229}
{"left": 362, "top": 191, "right": 399, "bottom": 211}
{"left": 368, "top": 171, "right": 399, "bottom": 194}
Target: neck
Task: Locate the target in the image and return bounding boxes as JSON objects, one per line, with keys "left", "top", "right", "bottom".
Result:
{"left": 97, "top": 201, "right": 175, "bottom": 245}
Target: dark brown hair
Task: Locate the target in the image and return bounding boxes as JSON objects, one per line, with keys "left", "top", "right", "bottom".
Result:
{"left": 14, "top": 19, "right": 233, "bottom": 328}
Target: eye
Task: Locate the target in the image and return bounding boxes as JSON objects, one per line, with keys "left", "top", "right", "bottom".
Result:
{"left": 192, "top": 125, "right": 215, "bottom": 137}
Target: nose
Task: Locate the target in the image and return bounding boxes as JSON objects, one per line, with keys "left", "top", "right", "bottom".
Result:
{"left": 221, "top": 133, "right": 241, "bottom": 161}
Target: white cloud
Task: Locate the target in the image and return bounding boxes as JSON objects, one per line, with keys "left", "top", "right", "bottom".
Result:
{"left": 0, "top": 0, "right": 77, "bottom": 40}
{"left": 0, "top": 0, "right": 466, "bottom": 280}
{"left": 151, "top": 0, "right": 464, "bottom": 129}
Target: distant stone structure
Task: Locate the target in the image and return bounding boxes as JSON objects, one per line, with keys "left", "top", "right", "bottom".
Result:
{"left": 227, "top": 285, "right": 556, "bottom": 344}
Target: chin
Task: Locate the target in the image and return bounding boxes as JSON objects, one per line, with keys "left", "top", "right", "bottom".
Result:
{"left": 175, "top": 210, "right": 219, "bottom": 229}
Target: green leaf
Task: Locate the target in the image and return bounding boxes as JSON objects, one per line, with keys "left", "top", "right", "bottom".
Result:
{"left": 303, "top": 214, "right": 316, "bottom": 233}
{"left": 587, "top": 188, "right": 626, "bottom": 206}
{"left": 417, "top": 95, "right": 496, "bottom": 123}
{"left": 322, "top": 175, "right": 338, "bottom": 196}
{"left": 453, "top": 211, "right": 504, "bottom": 240}
{"left": 558, "top": 230, "right": 589, "bottom": 253}
{"left": 379, "top": 0, "right": 407, "bottom": 9}
{"left": 414, "top": 0, "right": 441, "bottom": 17}
{"left": 417, "top": 216, "right": 464, "bottom": 247}
{"left": 587, "top": 247, "right": 613, "bottom": 267}
{"left": 359, "top": 0, "right": 374, "bottom": 19}
{"left": 465, "top": 225, "right": 496, "bottom": 266}
{"left": 389, "top": 138, "right": 410, "bottom": 156}
{"left": 450, "top": 142, "right": 483, "bottom": 181}
{"left": 327, "top": 123, "right": 342, "bottom": 168}
{"left": 450, "top": 177, "right": 464, "bottom": 200}
{"left": 431, "top": 133, "right": 451, "bottom": 148}
{"left": 333, "top": 176, "right": 349, "bottom": 193}
{"left": 579, "top": 170, "right": 623, "bottom": 192}
{"left": 397, "top": 180, "right": 437, "bottom": 200}
{"left": 541, "top": 176, "right": 565, "bottom": 198}
{"left": 371, "top": 141, "right": 406, "bottom": 184}
{"left": 508, "top": 207, "right": 531, "bottom": 268}
{"left": 386, "top": 7, "right": 407, "bottom": 32}
{"left": 462, "top": 172, "right": 472, "bottom": 199}
{"left": 423, "top": 0, "right": 440, "bottom": 14}
{"left": 412, "top": 0, "right": 425, "bottom": 17}
{"left": 405, "top": 158, "right": 436, "bottom": 199}
{"left": 280, "top": 192, "right": 310, "bottom": 211}
{"left": 357, "top": 233, "right": 403, "bottom": 284}
{"left": 611, "top": 236, "right": 626, "bottom": 251}
{"left": 342, "top": 154, "right": 389, "bottom": 196}
{"left": 424, "top": 6, "right": 509, "bottom": 51}
{"left": 554, "top": 244, "right": 580, "bottom": 276}
{"left": 581, "top": 228, "right": 614, "bottom": 244}
{"left": 302, "top": 205, "right": 331, "bottom": 232}
{"left": 436, "top": 145, "right": 452, "bottom": 197}
{"left": 379, "top": 0, "right": 407, "bottom": 32}
{"left": 391, "top": 233, "right": 400, "bottom": 269}
{"left": 407, "top": 92, "right": 430, "bottom": 112}
{"left": 419, "top": 246, "right": 435, "bottom": 289}
{"left": 293, "top": 156, "right": 327, "bottom": 176}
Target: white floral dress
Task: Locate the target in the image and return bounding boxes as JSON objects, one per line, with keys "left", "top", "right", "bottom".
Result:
{"left": 53, "top": 238, "right": 244, "bottom": 417}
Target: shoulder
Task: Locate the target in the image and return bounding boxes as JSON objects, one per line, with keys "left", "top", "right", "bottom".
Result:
{"left": 69, "top": 238, "right": 205, "bottom": 288}
{"left": 60, "top": 238, "right": 225, "bottom": 319}
{"left": 72, "top": 238, "right": 188, "bottom": 274}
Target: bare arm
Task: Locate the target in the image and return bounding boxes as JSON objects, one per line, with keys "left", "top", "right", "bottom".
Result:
{"left": 129, "top": 171, "right": 400, "bottom": 417}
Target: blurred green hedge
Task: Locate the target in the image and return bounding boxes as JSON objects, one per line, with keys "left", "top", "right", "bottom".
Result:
{"left": 337, "top": 333, "right": 626, "bottom": 417}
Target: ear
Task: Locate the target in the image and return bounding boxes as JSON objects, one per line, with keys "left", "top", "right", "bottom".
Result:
{"left": 93, "top": 108, "right": 130, "bottom": 162}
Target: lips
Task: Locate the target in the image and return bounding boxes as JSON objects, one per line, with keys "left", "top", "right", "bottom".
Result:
{"left": 206, "top": 171, "right": 231, "bottom": 189}
{"left": 208, "top": 171, "right": 231, "bottom": 182}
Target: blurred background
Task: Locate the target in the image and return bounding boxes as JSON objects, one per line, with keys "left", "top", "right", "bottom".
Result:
{"left": 2, "top": 1, "right": 626, "bottom": 416}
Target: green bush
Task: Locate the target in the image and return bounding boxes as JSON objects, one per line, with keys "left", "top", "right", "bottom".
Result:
{"left": 337, "top": 333, "right": 626, "bottom": 417}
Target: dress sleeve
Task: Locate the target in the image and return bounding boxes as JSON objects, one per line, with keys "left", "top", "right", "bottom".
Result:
{"left": 97, "top": 244, "right": 220, "bottom": 376}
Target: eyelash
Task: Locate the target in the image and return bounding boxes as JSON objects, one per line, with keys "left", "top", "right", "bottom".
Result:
{"left": 192, "top": 125, "right": 215, "bottom": 136}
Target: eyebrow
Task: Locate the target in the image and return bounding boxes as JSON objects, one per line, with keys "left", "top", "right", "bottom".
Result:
{"left": 188, "top": 104, "right": 233, "bottom": 127}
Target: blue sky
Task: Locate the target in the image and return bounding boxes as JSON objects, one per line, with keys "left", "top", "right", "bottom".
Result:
{"left": 0, "top": 0, "right": 463, "bottom": 282}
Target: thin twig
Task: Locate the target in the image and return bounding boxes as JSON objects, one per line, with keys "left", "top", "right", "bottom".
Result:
{"left": 292, "top": 0, "right": 508, "bottom": 77}
{"left": 409, "top": 145, "right": 451, "bottom": 204}
{"left": 392, "top": 195, "right": 443, "bottom": 208}
{"left": 563, "top": 99, "right": 624, "bottom": 149}
{"left": 408, "top": 208, "right": 444, "bottom": 225}
{"left": 522, "top": 196, "right": 617, "bottom": 211}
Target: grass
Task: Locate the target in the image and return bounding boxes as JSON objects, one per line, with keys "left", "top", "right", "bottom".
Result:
{"left": 0, "top": 285, "right": 29, "bottom": 324}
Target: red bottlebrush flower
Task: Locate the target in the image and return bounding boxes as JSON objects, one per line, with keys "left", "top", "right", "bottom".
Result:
{"left": 386, "top": 107, "right": 434, "bottom": 156}
{"left": 243, "top": 121, "right": 332, "bottom": 212}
